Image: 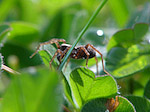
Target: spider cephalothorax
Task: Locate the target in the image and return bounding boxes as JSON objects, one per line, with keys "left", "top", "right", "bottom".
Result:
{"left": 30, "top": 38, "right": 110, "bottom": 75}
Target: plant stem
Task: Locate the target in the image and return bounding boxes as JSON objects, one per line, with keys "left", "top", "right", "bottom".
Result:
{"left": 1, "top": 64, "right": 20, "bottom": 75}
{"left": 58, "top": 0, "right": 108, "bottom": 71}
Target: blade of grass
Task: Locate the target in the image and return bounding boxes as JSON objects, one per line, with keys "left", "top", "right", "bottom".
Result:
{"left": 58, "top": 0, "right": 108, "bottom": 71}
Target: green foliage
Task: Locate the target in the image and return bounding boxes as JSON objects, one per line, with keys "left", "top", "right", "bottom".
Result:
{"left": 81, "top": 96, "right": 136, "bottom": 112}
{"left": 107, "top": 23, "right": 149, "bottom": 51}
{"left": 107, "top": 44, "right": 150, "bottom": 78}
{"left": 144, "top": 80, "right": 150, "bottom": 99}
{"left": 126, "top": 96, "right": 150, "bottom": 112}
{"left": 69, "top": 67, "right": 117, "bottom": 109}
{"left": 106, "top": 23, "right": 150, "bottom": 78}
{"left": 1, "top": 68, "right": 63, "bottom": 112}
{"left": 115, "top": 96, "right": 136, "bottom": 112}
{"left": 0, "top": 0, "right": 150, "bottom": 112}
{"left": 81, "top": 98, "right": 108, "bottom": 112}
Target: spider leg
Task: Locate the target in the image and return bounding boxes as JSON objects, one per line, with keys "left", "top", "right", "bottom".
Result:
{"left": 85, "top": 44, "right": 110, "bottom": 75}
{"left": 76, "top": 47, "right": 90, "bottom": 68}
{"left": 94, "top": 56, "right": 99, "bottom": 75}
{"left": 60, "top": 46, "right": 71, "bottom": 62}
{"left": 30, "top": 39, "right": 66, "bottom": 58}
{"left": 57, "top": 46, "right": 71, "bottom": 71}
{"left": 49, "top": 49, "right": 63, "bottom": 68}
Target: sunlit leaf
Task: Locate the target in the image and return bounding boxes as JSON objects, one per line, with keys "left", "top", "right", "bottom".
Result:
{"left": 69, "top": 67, "right": 118, "bottom": 109}
{"left": 126, "top": 96, "right": 150, "bottom": 112}
{"left": 115, "top": 96, "right": 136, "bottom": 112}
{"left": 107, "top": 44, "right": 150, "bottom": 78}
{"left": 1, "top": 68, "right": 63, "bottom": 112}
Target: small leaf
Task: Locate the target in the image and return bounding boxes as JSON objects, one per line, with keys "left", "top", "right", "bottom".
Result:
{"left": 81, "top": 96, "right": 136, "bottom": 112}
{"left": 1, "top": 68, "right": 63, "bottom": 112}
{"left": 0, "top": 24, "right": 11, "bottom": 42}
{"left": 38, "top": 44, "right": 59, "bottom": 68}
{"left": 144, "top": 80, "right": 150, "bottom": 100}
{"left": 69, "top": 67, "right": 118, "bottom": 109}
{"left": 107, "top": 23, "right": 149, "bottom": 51}
{"left": 8, "top": 22, "right": 40, "bottom": 46}
{"left": 115, "top": 96, "right": 136, "bottom": 112}
{"left": 126, "top": 96, "right": 150, "bottom": 112}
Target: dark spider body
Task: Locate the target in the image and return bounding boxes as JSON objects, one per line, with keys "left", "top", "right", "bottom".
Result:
{"left": 30, "top": 38, "right": 110, "bottom": 75}
{"left": 57, "top": 44, "right": 96, "bottom": 62}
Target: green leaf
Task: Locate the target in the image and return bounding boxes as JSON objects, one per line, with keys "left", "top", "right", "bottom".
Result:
{"left": 81, "top": 98, "right": 107, "bottom": 112}
{"left": 38, "top": 44, "right": 59, "bottom": 68}
{"left": 107, "top": 44, "right": 150, "bottom": 78}
{"left": 107, "top": 23, "right": 149, "bottom": 51}
{"left": 81, "top": 96, "right": 136, "bottom": 112}
{"left": 115, "top": 96, "right": 136, "bottom": 112}
{"left": 126, "top": 96, "right": 150, "bottom": 112}
{"left": 8, "top": 22, "right": 40, "bottom": 46}
{"left": 134, "top": 23, "right": 149, "bottom": 40}
{"left": 144, "top": 80, "right": 150, "bottom": 100}
{"left": 1, "top": 68, "right": 63, "bottom": 112}
{"left": 62, "top": 76, "right": 75, "bottom": 107}
{"left": 69, "top": 67, "right": 118, "bottom": 109}
{"left": 0, "top": 24, "right": 11, "bottom": 42}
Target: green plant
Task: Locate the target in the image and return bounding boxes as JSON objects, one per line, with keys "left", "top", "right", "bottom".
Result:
{"left": 0, "top": 0, "right": 150, "bottom": 112}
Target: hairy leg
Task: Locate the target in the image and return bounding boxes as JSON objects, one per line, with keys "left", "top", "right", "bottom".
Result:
{"left": 30, "top": 39, "right": 66, "bottom": 58}
{"left": 85, "top": 44, "right": 110, "bottom": 75}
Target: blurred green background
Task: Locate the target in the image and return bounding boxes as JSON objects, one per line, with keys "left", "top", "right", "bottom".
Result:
{"left": 0, "top": 0, "right": 149, "bottom": 69}
{"left": 0, "top": 0, "right": 150, "bottom": 109}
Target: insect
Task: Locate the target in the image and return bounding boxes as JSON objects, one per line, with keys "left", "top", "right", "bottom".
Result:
{"left": 30, "top": 38, "right": 110, "bottom": 75}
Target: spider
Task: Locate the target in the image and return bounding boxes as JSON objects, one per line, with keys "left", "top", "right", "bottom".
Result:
{"left": 30, "top": 38, "right": 110, "bottom": 75}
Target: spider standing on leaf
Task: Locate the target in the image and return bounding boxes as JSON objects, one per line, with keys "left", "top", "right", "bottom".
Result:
{"left": 30, "top": 38, "right": 110, "bottom": 75}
